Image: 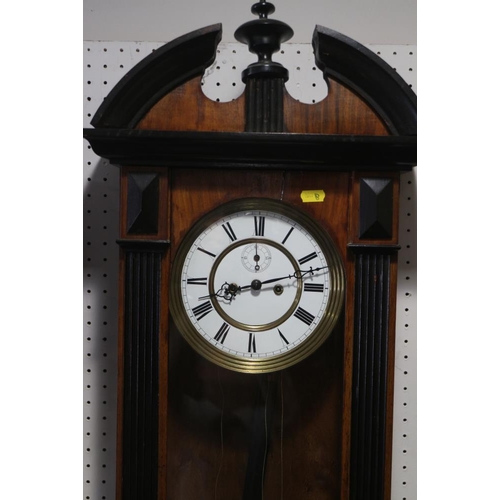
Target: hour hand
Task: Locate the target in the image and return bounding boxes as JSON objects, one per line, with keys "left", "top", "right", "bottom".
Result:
{"left": 199, "top": 282, "right": 239, "bottom": 302}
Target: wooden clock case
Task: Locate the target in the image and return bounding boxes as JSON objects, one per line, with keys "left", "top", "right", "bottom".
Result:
{"left": 84, "top": 8, "right": 416, "bottom": 500}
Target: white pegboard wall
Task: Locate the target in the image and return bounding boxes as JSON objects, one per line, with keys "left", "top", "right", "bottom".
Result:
{"left": 83, "top": 41, "right": 417, "bottom": 500}
{"left": 392, "top": 169, "right": 417, "bottom": 499}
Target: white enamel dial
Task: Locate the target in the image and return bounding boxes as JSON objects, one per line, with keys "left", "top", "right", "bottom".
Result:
{"left": 170, "top": 199, "right": 345, "bottom": 373}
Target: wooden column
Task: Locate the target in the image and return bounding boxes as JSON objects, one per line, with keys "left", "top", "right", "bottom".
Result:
{"left": 118, "top": 240, "right": 168, "bottom": 500}
{"left": 347, "top": 172, "right": 400, "bottom": 500}
{"left": 115, "top": 168, "right": 171, "bottom": 500}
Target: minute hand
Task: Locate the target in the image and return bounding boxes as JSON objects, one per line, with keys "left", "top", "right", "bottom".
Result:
{"left": 239, "top": 266, "right": 329, "bottom": 290}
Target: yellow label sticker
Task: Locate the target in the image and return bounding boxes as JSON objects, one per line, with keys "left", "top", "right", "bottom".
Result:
{"left": 300, "top": 190, "right": 326, "bottom": 203}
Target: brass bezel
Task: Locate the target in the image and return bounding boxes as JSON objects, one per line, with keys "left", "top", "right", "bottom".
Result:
{"left": 209, "top": 237, "right": 302, "bottom": 332}
{"left": 170, "top": 198, "right": 345, "bottom": 373}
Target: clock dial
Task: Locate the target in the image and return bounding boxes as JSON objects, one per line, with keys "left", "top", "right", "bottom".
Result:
{"left": 170, "top": 198, "right": 345, "bottom": 373}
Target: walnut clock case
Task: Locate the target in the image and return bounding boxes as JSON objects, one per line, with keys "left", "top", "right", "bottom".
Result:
{"left": 83, "top": 4, "right": 416, "bottom": 500}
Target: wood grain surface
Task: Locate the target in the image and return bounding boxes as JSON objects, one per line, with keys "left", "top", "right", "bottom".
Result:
{"left": 136, "top": 76, "right": 389, "bottom": 136}
{"left": 137, "top": 78, "right": 246, "bottom": 132}
{"left": 162, "top": 168, "right": 350, "bottom": 499}
{"left": 283, "top": 80, "right": 389, "bottom": 135}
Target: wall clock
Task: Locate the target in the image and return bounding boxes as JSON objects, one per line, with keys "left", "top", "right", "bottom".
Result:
{"left": 83, "top": 1, "right": 417, "bottom": 499}
{"left": 170, "top": 197, "right": 345, "bottom": 373}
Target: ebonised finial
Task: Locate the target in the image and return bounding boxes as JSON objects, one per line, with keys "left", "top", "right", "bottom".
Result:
{"left": 251, "top": 0, "right": 275, "bottom": 19}
{"left": 234, "top": 1, "right": 293, "bottom": 82}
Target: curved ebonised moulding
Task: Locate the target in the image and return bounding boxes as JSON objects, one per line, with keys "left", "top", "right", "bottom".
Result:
{"left": 312, "top": 25, "right": 417, "bottom": 136}
{"left": 91, "top": 24, "right": 222, "bottom": 129}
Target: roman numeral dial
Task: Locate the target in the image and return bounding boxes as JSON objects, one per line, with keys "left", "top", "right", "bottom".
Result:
{"left": 248, "top": 333, "right": 257, "bottom": 353}
{"left": 298, "top": 252, "right": 318, "bottom": 265}
{"left": 254, "top": 216, "right": 265, "bottom": 236}
{"left": 222, "top": 222, "right": 237, "bottom": 242}
{"left": 304, "top": 283, "right": 325, "bottom": 293}
{"left": 191, "top": 301, "right": 213, "bottom": 321}
{"left": 214, "top": 322, "right": 230, "bottom": 344}
{"left": 294, "top": 307, "right": 315, "bottom": 326}
{"left": 171, "top": 198, "right": 345, "bottom": 373}
{"left": 186, "top": 277, "right": 208, "bottom": 286}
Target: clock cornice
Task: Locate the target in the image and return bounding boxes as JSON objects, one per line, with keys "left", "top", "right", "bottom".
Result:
{"left": 83, "top": 129, "right": 416, "bottom": 170}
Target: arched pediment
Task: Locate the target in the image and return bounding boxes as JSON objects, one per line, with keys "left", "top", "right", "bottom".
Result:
{"left": 84, "top": 22, "right": 416, "bottom": 170}
{"left": 90, "top": 23, "right": 416, "bottom": 137}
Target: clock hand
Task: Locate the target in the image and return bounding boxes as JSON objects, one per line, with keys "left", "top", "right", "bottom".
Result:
{"left": 239, "top": 265, "right": 330, "bottom": 291}
{"left": 199, "top": 266, "right": 329, "bottom": 300}
{"left": 254, "top": 243, "right": 260, "bottom": 271}
{"left": 198, "top": 282, "right": 239, "bottom": 302}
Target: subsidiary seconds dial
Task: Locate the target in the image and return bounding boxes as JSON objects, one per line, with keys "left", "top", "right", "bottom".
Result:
{"left": 241, "top": 242, "right": 272, "bottom": 273}
{"left": 170, "top": 198, "right": 345, "bottom": 373}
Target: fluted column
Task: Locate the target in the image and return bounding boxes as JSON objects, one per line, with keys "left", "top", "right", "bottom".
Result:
{"left": 348, "top": 246, "right": 396, "bottom": 500}
{"left": 118, "top": 240, "right": 169, "bottom": 500}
